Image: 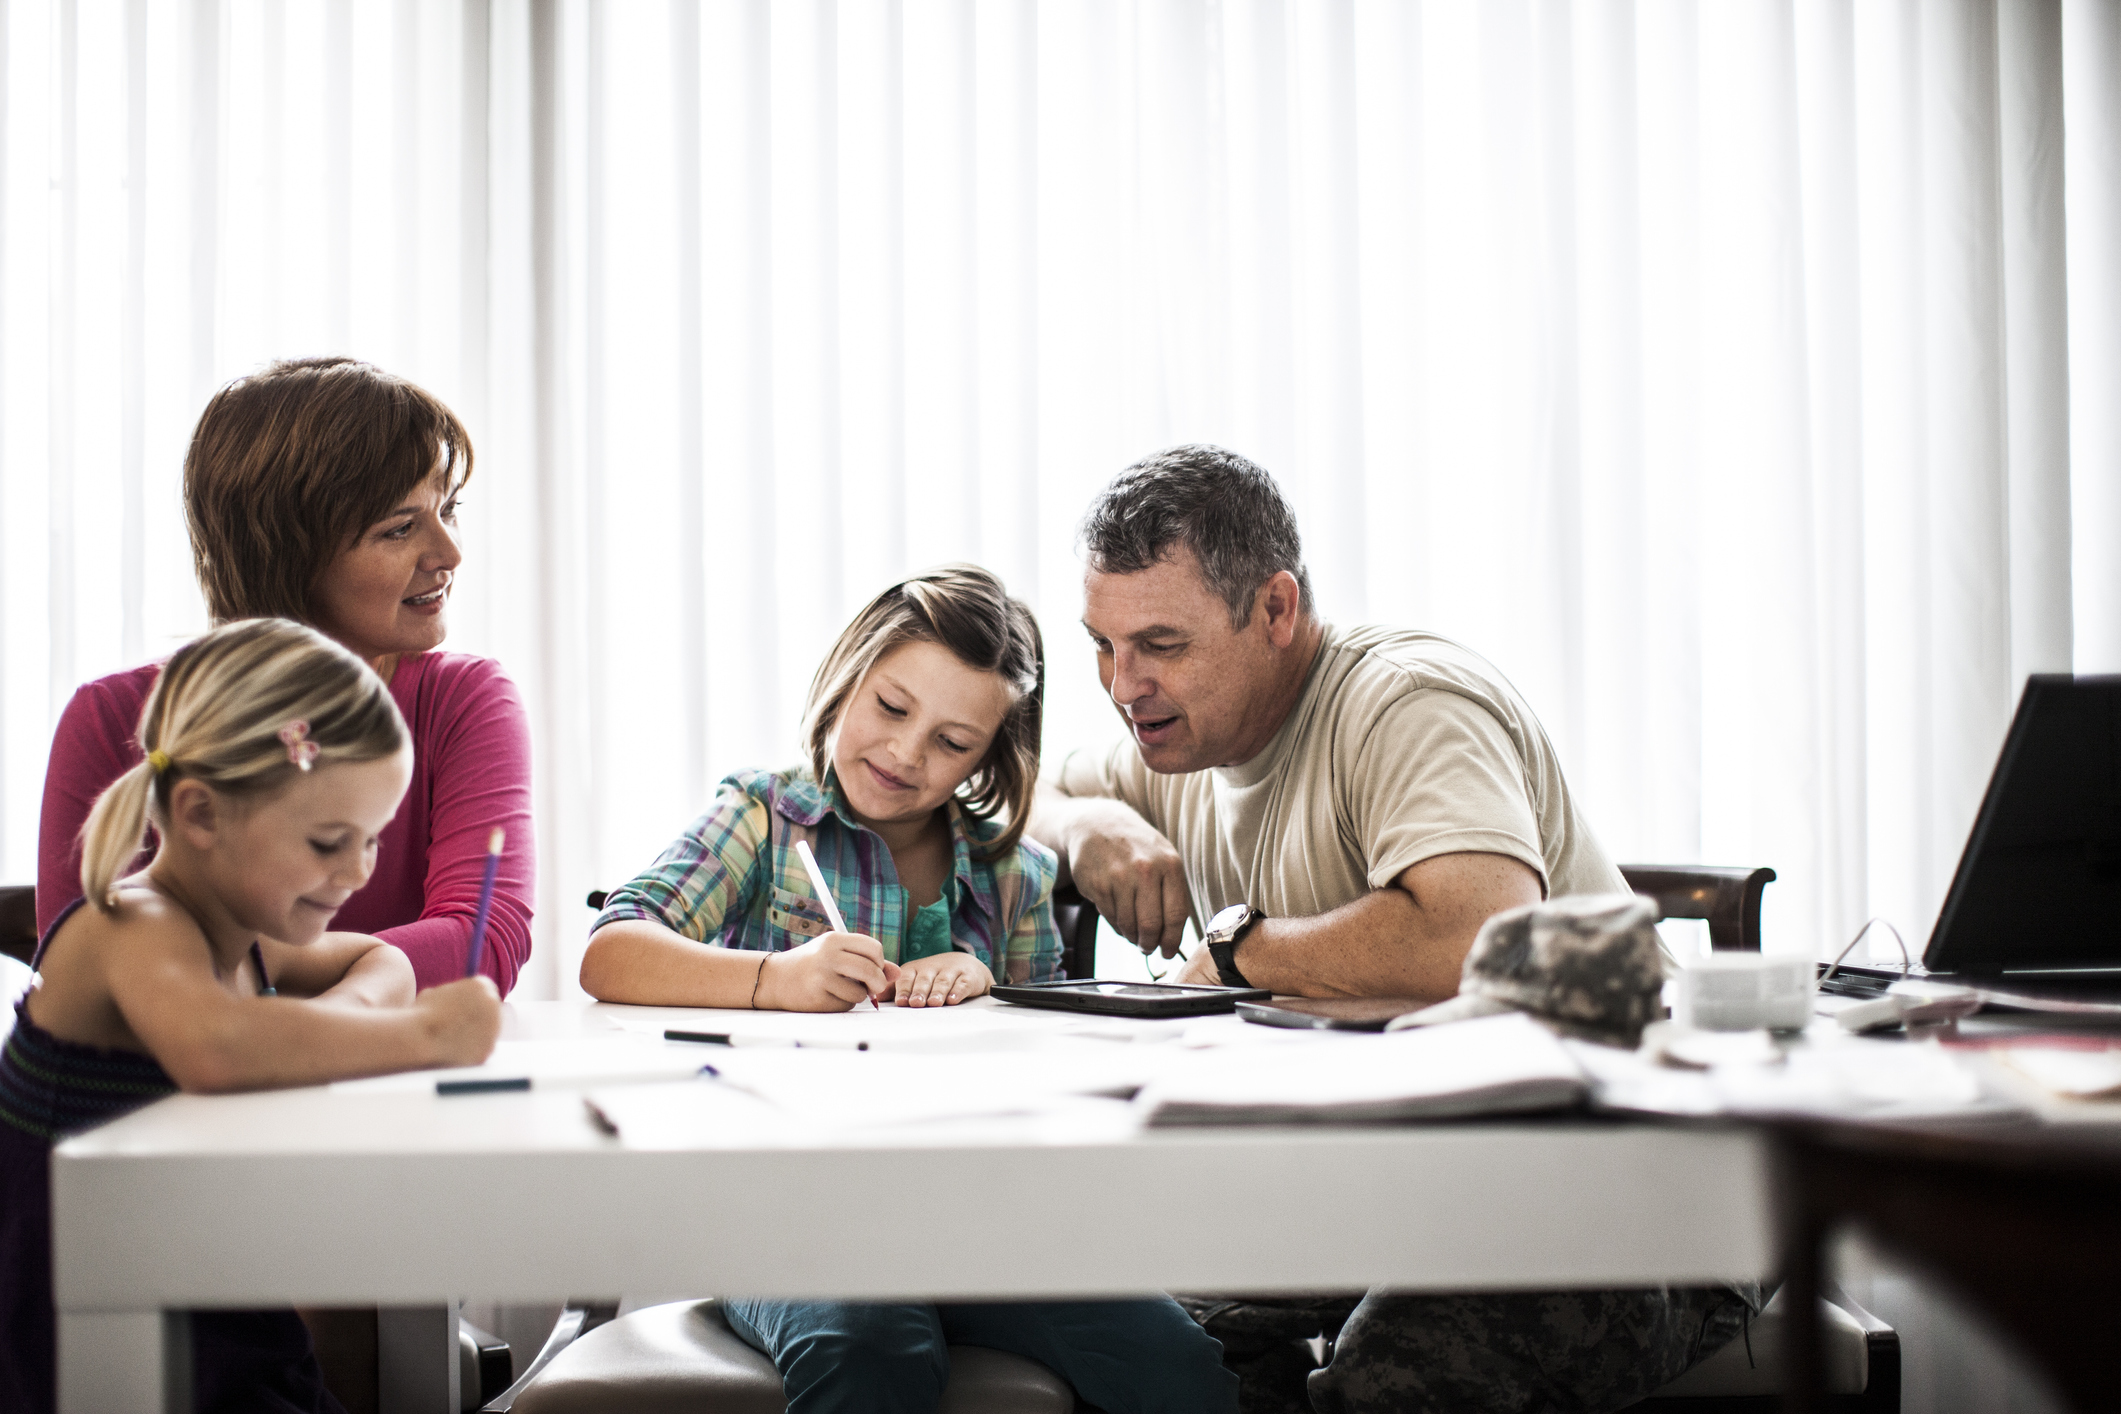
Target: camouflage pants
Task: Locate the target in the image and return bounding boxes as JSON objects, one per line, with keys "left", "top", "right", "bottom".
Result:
{"left": 1178, "top": 1286, "right": 1750, "bottom": 1414}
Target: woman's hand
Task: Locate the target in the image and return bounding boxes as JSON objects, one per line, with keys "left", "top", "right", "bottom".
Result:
{"left": 891, "top": 951, "right": 993, "bottom": 1007}
{"left": 756, "top": 932, "right": 898, "bottom": 1012}
{"left": 414, "top": 976, "right": 503, "bottom": 1068}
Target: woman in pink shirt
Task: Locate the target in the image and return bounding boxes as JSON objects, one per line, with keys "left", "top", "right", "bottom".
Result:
{"left": 36, "top": 357, "right": 534, "bottom": 995}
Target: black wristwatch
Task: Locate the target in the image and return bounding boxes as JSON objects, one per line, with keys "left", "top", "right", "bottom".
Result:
{"left": 1203, "top": 903, "right": 1267, "bottom": 988}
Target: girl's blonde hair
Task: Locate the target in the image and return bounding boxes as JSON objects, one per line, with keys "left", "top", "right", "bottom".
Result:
{"left": 80, "top": 619, "right": 408, "bottom": 912}
{"left": 802, "top": 565, "right": 1044, "bottom": 861}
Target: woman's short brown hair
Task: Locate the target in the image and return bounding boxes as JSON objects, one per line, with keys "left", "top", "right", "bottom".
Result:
{"left": 184, "top": 357, "right": 474, "bottom": 623}
{"left": 801, "top": 565, "right": 1045, "bottom": 862}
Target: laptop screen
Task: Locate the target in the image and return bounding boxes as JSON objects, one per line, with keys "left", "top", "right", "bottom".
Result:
{"left": 1927, "top": 675, "right": 2121, "bottom": 974}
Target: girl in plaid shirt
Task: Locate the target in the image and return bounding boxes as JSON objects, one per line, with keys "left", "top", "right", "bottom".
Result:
{"left": 583, "top": 563, "right": 1062, "bottom": 1007}
{"left": 579, "top": 564, "right": 1236, "bottom": 1414}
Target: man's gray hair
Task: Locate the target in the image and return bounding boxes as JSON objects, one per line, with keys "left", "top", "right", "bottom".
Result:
{"left": 1078, "top": 444, "right": 1314, "bottom": 629}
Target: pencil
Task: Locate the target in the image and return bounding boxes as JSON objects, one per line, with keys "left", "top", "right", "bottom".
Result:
{"left": 793, "top": 838, "right": 875, "bottom": 1009}
{"left": 464, "top": 828, "right": 505, "bottom": 979}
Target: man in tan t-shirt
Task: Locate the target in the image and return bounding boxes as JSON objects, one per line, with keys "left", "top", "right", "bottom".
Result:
{"left": 1029, "top": 446, "right": 1744, "bottom": 1414}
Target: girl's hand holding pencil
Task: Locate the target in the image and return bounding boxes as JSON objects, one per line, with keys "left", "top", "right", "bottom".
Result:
{"left": 757, "top": 931, "right": 899, "bottom": 1012}
{"left": 414, "top": 976, "right": 504, "bottom": 1067}
{"left": 764, "top": 839, "right": 897, "bottom": 1013}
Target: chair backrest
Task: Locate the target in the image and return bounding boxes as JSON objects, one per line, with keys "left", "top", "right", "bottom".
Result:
{"left": 1051, "top": 886, "right": 1099, "bottom": 980}
{"left": 1618, "top": 865, "right": 1777, "bottom": 953}
{"left": 0, "top": 886, "right": 36, "bottom": 967}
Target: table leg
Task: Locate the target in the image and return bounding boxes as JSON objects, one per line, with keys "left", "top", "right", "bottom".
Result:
{"left": 57, "top": 1309, "right": 192, "bottom": 1414}
{"left": 1775, "top": 1136, "right": 1825, "bottom": 1414}
{"left": 378, "top": 1303, "right": 461, "bottom": 1414}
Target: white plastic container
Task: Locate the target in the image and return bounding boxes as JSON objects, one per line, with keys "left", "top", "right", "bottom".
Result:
{"left": 1672, "top": 953, "right": 1815, "bottom": 1031}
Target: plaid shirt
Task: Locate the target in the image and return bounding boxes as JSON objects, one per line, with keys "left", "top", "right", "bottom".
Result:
{"left": 595, "top": 766, "right": 1061, "bottom": 983}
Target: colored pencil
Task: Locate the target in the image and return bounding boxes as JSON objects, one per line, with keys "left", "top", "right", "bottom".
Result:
{"left": 464, "top": 828, "right": 505, "bottom": 979}
{"left": 793, "top": 838, "right": 876, "bottom": 1009}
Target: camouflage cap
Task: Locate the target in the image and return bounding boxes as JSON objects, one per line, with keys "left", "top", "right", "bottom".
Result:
{"left": 1388, "top": 894, "right": 1666, "bottom": 1046}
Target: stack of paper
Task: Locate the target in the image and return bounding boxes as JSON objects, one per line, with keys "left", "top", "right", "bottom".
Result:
{"left": 1997, "top": 1045, "right": 2121, "bottom": 1099}
{"left": 584, "top": 1044, "right": 1161, "bottom": 1145}
{"left": 1131, "top": 1012, "right": 1588, "bottom": 1126}
{"left": 1575, "top": 1029, "right": 1994, "bottom": 1122}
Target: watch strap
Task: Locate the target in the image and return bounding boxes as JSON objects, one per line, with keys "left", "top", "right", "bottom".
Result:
{"left": 1208, "top": 938, "right": 1251, "bottom": 988}
{"left": 1206, "top": 907, "right": 1265, "bottom": 988}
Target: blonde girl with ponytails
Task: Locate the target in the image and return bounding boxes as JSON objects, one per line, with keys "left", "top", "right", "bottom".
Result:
{"left": 0, "top": 618, "right": 500, "bottom": 1414}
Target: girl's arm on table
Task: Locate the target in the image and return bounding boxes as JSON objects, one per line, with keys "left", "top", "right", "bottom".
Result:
{"left": 583, "top": 919, "right": 893, "bottom": 1010}
{"left": 106, "top": 911, "right": 497, "bottom": 1092}
{"left": 579, "top": 783, "right": 768, "bottom": 1005}
{"left": 579, "top": 784, "right": 894, "bottom": 1010}
{"left": 579, "top": 918, "right": 782, "bottom": 1007}
{"left": 260, "top": 933, "right": 416, "bottom": 1007}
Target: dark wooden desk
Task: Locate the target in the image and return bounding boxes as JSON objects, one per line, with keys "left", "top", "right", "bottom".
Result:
{"left": 1774, "top": 1109, "right": 2121, "bottom": 1413}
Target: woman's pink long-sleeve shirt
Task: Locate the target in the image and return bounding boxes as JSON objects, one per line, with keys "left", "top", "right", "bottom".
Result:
{"left": 35, "top": 651, "right": 535, "bottom": 994}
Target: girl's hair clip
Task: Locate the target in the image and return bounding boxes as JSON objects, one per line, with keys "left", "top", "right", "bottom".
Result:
{"left": 278, "top": 720, "right": 321, "bottom": 772}
{"left": 146, "top": 749, "right": 172, "bottom": 775}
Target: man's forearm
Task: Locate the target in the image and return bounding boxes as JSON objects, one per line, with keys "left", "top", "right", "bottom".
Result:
{"left": 1026, "top": 780, "right": 1195, "bottom": 957}
{"left": 1027, "top": 781, "right": 1145, "bottom": 891}
{"left": 1206, "top": 852, "right": 1545, "bottom": 1000}
{"left": 1226, "top": 889, "right": 1468, "bottom": 1001}
{"left": 1025, "top": 780, "right": 1089, "bottom": 888}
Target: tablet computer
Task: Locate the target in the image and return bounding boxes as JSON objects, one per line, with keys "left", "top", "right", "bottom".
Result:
{"left": 1236, "top": 997, "right": 1429, "bottom": 1032}
{"left": 992, "top": 980, "right": 1271, "bottom": 1017}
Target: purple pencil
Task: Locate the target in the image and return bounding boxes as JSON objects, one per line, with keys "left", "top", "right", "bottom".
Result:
{"left": 464, "top": 828, "right": 505, "bottom": 979}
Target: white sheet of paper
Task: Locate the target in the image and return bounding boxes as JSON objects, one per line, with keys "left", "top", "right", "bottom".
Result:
{"left": 1133, "top": 1012, "right": 1588, "bottom": 1126}
{"left": 329, "top": 1036, "right": 711, "bottom": 1094}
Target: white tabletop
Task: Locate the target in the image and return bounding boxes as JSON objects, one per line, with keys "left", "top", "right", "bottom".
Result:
{"left": 51, "top": 998, "right": 1775, "bottom": 1412}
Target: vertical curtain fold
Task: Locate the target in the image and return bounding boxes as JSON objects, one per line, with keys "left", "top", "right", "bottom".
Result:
{"left": 2064, "top": 0, "right": 2121, "bottom": 673}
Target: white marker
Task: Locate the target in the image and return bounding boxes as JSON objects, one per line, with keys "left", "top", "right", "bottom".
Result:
{"left": 793, "top": 839, "right": 876, "bottom": 1010}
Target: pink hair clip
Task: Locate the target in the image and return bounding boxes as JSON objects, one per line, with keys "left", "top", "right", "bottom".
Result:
{"left": 278, "top": 719, "right": 320, "bottom": 772}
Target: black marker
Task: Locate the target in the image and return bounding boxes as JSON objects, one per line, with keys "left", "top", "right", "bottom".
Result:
{"left": 437, "top": 1076, "right": 531, "bottom": 1096}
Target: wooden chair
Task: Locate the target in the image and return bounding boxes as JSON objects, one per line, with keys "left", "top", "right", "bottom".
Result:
{"left": 1, "top": 885, "right": 37, "bottom": 967}
{"left": 1619, "top": 866, "right": 1777, "bottom": 953}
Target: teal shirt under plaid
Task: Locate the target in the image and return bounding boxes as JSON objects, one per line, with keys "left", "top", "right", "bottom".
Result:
{"left": 594, "top": 766, "right": 1062, "bottom": 983}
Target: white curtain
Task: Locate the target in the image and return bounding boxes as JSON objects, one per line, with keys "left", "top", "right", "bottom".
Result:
{"left": 2, "top": 0, "right": 2117, "bottom": 998}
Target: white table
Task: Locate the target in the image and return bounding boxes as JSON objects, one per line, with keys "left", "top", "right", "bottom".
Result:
{"left": 51, "top": 1000, "right": 1776, "bottom": 1413}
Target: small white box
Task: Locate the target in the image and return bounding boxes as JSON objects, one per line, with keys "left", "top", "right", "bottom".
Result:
{"left": 1672, "top": 953, "right": 1814, "bottom": 1031}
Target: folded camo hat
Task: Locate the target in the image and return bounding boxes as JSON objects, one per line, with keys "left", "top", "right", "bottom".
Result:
{"left": 1387, "top": 893, "right": 1665, "bottom": 1046}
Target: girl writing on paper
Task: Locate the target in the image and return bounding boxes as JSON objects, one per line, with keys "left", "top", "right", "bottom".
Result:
{"left": 580, "top": 565, "right": 1235, "bottom": 1414}
{"left": 0, "top": 619, "right": 502, "bottom": 1414}
{"left": 583, "top": 563, "right": 1060, "bottom": 1011}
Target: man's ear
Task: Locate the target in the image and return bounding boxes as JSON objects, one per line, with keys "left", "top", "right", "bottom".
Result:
{"left": 1258, "top": 570, "right": 1306, "bottom": 648}
{"left": 164, "top": 778, "right": 225, "bottom": 852}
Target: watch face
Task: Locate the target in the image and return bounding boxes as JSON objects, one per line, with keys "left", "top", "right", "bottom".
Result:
{"left": 1206, "top": 903, "right": 1252, "bottom": 938}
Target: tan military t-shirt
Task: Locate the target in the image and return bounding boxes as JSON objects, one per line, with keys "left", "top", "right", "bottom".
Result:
{"left": 1056, "top": 624, "right": 1628, "bottom": 929}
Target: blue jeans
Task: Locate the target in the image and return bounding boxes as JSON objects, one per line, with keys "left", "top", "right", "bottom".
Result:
{"left": 722, "top": 1296, "right": 1239, "bottom": 1414}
